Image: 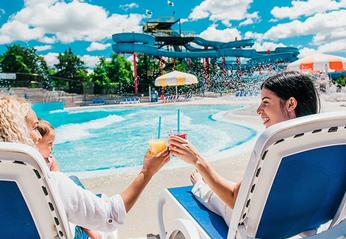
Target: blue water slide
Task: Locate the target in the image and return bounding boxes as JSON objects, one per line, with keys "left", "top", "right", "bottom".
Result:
{"left": 112, "top": 33, "right": 156, "bottom": 45}
{"left": 191, "top": 37, "right": 254, "bottom": 49}
{"left": 168, "top": 31, "right": 255, "bottom": 50}
{"left": 112, "top": 43, "right": 265, "bottom": 58}
{"left": 112, "top": 33, "right": 299, "bottom": 61}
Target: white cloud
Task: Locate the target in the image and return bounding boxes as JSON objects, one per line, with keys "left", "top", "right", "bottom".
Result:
{"left": 43, "top": 52, "right": 101, "bottom": 68}
{"left": 269, "top": 18, "right": 279, "bottom": 23}
{"left": 120, "top": 3, "right": 139, "bottom": 11}
{"left": 312, "top": 28, "right": 346, "bottom": 45}
{"left": 244, "top": 31, "right": 264, "bottom": 41}
{"left": 199, "top": 25, "right": 241, "bottom": 42}
{"left": 42, "top": 52, "right": 59, "bottom": 66}
{"left": 34, "top": 45, "right": 52, "bottom": 51}
{"left": 0, "top": 8, "right": 5, "bottom": 18}
{"left": 240, "top": 12, "right": 260, "bottom": 26}
{"left": 298, "top": 47, "right": 320, "bottom": 58}
{"left": 24, "top": 0, "right": 57, "bottom": 7}
{"left": 264, "top": 10, "right": 346, "bottom": 43}
{"left": 264, "top": 19, "right": 303, "bottom": 40}
{"left": 80, "top": 55, "right": 101, "bottom": 68}
{"left": 0, "top": 34, "right": 10, "bottom": 43}
{"left": 295, "top": 43, "right": 346, "bottom": 58}
{"left": 0, "top": 21, "right": 45, "bottom": 43}
{"left": 271, "top": 0, "right": 346, "bottom": 20}
{"left": 239, "top": 19, "right": 254, "bottom": 26}
{"left": 39, "top": 36, "right": 56, "bottom": 44}
{"left": 86, "top": 42, "right": 111, "bottom": 51}
{"left": 252, "top": 41, "right": 286, "bottom": 51}
{"left": 0, "top": 0, "right": 143, "bottom": 44}
{"left": 180, "top": 18, "right": 189, "bottom": 24}
{"left": 189, "top": 0, "right": 253, "bottom": 26}
{"left": 318, "top": 39, "right": 346, "bottom": 53}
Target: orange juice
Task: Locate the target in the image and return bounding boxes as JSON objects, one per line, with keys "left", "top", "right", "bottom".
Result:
{"left": 148, "top": 139, "right": 167, "bottom": 156}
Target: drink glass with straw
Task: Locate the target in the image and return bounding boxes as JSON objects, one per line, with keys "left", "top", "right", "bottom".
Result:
{"left": 171, "top": 109, "right": 187, "bottom": 139}
{"left": 148, "top": 116, "right": 167, "bottom": 156}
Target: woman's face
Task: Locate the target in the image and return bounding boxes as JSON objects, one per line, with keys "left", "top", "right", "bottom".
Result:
{"left": 26, "top": 110, "right": 42, "bottom": 144}
{"left": 257, "top": 88, "right": 296, "bottom": 128}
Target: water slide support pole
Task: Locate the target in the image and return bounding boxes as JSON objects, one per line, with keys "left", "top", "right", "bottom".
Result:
{"left": 133, "top": 53, "right": 138, "bottom": 94}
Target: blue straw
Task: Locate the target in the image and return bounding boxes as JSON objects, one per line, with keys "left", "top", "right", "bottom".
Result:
{"left": 177, "top": 109, "right": 180, "bottom": 133}
{"left": 157, "top": 116, "right": 162, "bottom": 139}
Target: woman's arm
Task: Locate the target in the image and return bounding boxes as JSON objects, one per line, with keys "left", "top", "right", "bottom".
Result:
{"left": 121, "top": 149, "right": 170, "bottom": 212}
{"left": 169, "top": 135, "right": 240, "bottom": 208}
{"left": 51, "top": 149, "right": 170, "bottom": 231}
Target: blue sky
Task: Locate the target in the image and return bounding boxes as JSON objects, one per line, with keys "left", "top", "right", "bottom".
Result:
{"left": 0, "top": 0, "right": 345, "bottom": 68}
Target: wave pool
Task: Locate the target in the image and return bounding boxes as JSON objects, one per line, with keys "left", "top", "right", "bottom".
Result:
{"left": 35, "top": 104, "right": 256, "bottom": 172}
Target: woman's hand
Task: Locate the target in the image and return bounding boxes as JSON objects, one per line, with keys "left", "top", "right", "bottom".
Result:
{"left": 169, "top": 135, "right": 203, "bottom": 166}
{"left": 121, "top": 148, "right": 170, "bottom": 213}
{"left": 142, "top": 148, "right": 170, "bottom": 178}
{"left": 49, "top": 155, "right": 60, "bottom": 171}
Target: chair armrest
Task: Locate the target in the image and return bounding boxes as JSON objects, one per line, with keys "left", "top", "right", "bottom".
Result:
{"left": 166, "top": 219, "right": 201, "bottom": 239}
{"left": 158, "top": 197, "right": 166, "bottom": 239}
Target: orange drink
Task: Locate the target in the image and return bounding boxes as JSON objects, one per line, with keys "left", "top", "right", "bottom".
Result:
{"left": 148, "top": 139, "right": 167, "bottom": 156}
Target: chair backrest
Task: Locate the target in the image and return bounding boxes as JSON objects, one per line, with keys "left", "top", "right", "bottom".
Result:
{"left": 0, "top": 142, "right": 72, "bottom": 239}
{"left": 229, "top": 112, "right": 346, "bottom": 239}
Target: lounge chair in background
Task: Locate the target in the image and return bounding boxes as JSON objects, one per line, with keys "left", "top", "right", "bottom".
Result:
{"left": 131, "top": 96, "right": 140, "bottom": 104}
{"left": 91, "top": 98, "right": 106, "bottom": 105}
{"left": 0, "top": 142, "right": 72, "bottom": 239}
{"left": 119, "top": 96, "right": 140, "bottom": 104}
{"left": 158, "top": 112, "right": 346, "bottom": 239}
{"left": 119, "top": 97, "right": 130, "bottom": 104}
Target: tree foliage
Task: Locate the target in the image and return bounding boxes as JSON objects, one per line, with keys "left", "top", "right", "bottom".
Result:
{"left": 0, "top": 44, "right": 51, "bottom": 88}
{"left": 54, "top": 48, "right": 87, "bottom": 94}
{"left": 136, "top": 55, "right": 161, "bottom": 93}
{"left": 336, "top": 76, "right": 346, "bottom": 87}
{"left": 89, "top": 54, "right": 133, "bottom": 94}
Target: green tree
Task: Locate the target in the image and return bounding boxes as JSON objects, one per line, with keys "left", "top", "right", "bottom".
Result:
{"left": 137, "top": 55, "right": 160, "bottom": 93}
{"left": 107, "top": 54, "right": 133, "bottom": 93}
{"left": 336, "top": 76, "right": 346, "bottom": 87}
{"left": 189, "top": 58, "right": 204, "bottom": 94}
{"left": 0, "top": 44, "right": 51, "bottom": 88}
{"left": 89, "top": 54, "right": 133, "bottom": 94}
{"left": 54, "top": 48, "right": 87, "bottom": 93}
{"left": 89, "top": 57, "right": 113, "bottom": 94}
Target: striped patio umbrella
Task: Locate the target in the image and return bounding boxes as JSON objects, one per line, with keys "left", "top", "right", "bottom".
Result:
{"left": 287, "top": 54, "right": 346, "bottom": 73}
{"left": 155, "top": 70, "right": 198, "bottom": 87}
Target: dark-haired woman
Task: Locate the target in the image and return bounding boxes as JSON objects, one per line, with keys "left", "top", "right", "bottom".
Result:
{"left": 169, "top": 71, "right": 320, "bottom": 226}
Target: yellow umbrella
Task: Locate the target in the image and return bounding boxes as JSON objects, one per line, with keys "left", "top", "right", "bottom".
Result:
{"left": 155, "top": 70, "right": 198, "bottom": 87}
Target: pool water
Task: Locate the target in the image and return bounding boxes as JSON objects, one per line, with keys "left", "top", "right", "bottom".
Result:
{"left": 36, "top": 105, "right": 256, "bottom": 172}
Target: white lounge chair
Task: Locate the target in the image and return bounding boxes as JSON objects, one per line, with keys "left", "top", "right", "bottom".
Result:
{"left": 0, "top": 142, "right": 72, "bottom": 238}
{"left": 158, "top": 111, "right": 346, "bottom": 239}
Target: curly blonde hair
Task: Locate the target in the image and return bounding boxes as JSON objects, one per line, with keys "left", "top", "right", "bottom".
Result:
{"left": 0, "top": 94, "right": 34, "bottom": 146}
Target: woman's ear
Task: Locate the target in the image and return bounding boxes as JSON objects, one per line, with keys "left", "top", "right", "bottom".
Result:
{"left": 286, "top": 97, "right": 298, "bottom": 112}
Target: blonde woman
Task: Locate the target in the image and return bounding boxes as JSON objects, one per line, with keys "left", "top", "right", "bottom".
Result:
{"left": 0, "top": 94, "right": 170, "bottom": 238}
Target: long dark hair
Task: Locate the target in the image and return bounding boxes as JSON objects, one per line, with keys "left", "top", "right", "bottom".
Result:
{"left": 261, "top": 71, "right": 320, "bottom": 117}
